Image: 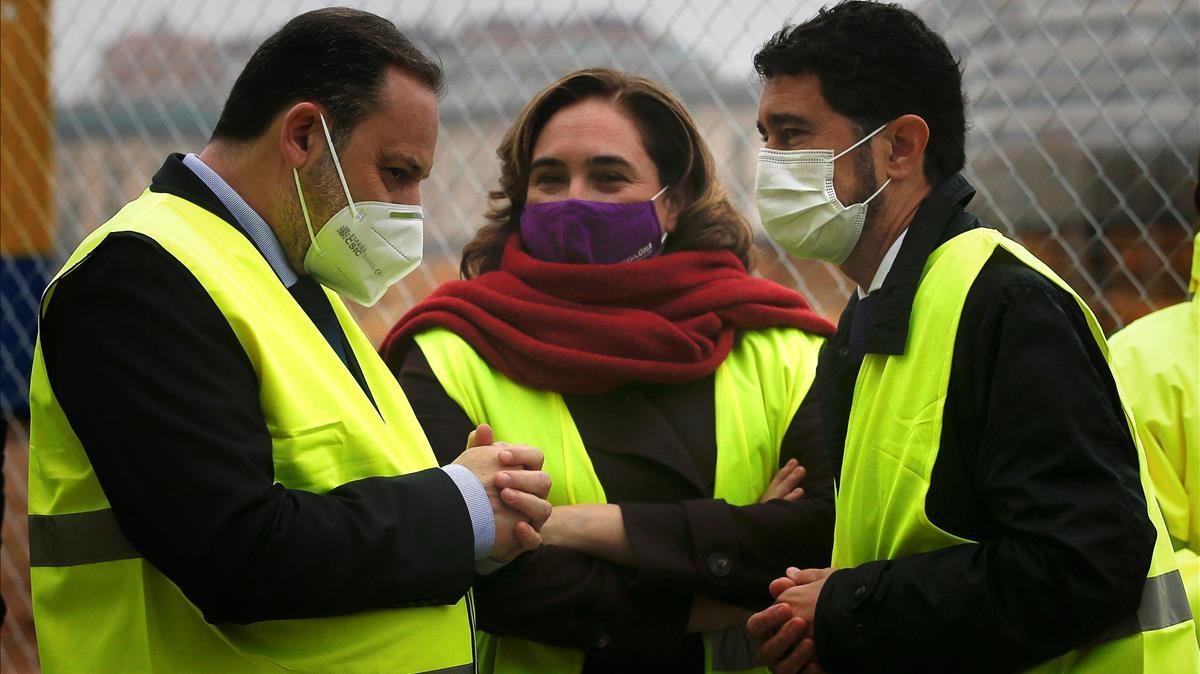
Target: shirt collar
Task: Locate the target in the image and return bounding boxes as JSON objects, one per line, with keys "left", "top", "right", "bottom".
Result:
{"left": 837, "top": 173, "right": 980, "bottom": 356}
{"left": 857, "top": 229, "right": 909, "bottom": 299}
{"left": 182, "top": 153, "right": 299, "bottom": 288}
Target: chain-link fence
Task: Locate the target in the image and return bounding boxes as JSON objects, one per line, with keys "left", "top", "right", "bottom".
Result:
{"left": 2, "top": 0, "right": 1197, "bottom": 669}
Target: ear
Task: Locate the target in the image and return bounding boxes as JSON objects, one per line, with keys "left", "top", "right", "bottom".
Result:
{"left": 881, "top": 114, "right": 930, "bottom": 183}
{"left": 658, "top": 188, "right": 686, "bottom": 234}
{"left": 279, "top": 102, "right": 324, "bottom": 170}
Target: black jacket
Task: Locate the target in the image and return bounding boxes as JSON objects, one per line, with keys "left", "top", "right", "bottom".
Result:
{"left": 38, "top": 154, "right": 477, "bottom": 624}
{"left": 812, "top": 175, "right": 1156, "bottom": 673}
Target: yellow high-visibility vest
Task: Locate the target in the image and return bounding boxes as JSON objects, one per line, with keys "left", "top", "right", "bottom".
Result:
{"left": 1110, "top": 235, "right": 1200, "bottom": 644}
{"left": 415, "top": 324, "right": 824, "bottom": 674}
{"left": 832, "top": 227, "right": 1198, "bottom": 672}
{"left": 28, "top": 189, "right": 475, "bottom": 673}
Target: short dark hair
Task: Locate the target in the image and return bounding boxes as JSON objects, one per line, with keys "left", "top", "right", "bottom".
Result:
{"left": 753, "top": 1, "right": 966, "bottom": 186}
{"left": 211, "top": 8, "right": 443, "bottom": 145}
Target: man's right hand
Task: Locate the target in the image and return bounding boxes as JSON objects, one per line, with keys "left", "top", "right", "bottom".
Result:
{"left": 452, "top": 424, "right": 552, "bottom": 561}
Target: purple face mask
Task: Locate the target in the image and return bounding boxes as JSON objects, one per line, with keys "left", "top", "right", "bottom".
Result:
{"left": 519, "top": 187, "right": 669, "bottom": 265}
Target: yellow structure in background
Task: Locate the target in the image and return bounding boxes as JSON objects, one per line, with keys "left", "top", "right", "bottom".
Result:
{"left": 1, "top": 0, "right": 53, "bottom": 254}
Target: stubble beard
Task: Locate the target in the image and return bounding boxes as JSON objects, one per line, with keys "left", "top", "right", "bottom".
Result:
{"left": 277, "top": 154, "right": 344, "bottom": 275}
{"left": 851, "top": 141, "right": 887, "bottom": 239}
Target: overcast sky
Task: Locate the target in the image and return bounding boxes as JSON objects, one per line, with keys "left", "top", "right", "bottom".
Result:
{"left": 49, "top": 0, "right": 870, "bottom": 100}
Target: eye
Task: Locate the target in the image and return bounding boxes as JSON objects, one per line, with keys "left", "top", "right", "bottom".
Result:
{"left": 385, "top": 167, "right": 411, "bottom": 182}
{"left": 780, "top": 129, "right": 807, "bottom": 145}
{"left": 595, "top": 172, "right": 630, "bottom": 183}
{"left": 532, "top": 172, "right": 566, "bottom": 186}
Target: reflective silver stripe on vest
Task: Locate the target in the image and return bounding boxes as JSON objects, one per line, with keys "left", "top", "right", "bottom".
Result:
{"left": 28, "top": 509, "right": 140, "bottom": 567}
{"left": 1086, "top": 570, "right": 1193, "bottom": 647}
{"left": 31, "top": 512, "right": 478, "bottom": 671}
{"left": 708, "top": 624, "right": 760, "bottom": 671}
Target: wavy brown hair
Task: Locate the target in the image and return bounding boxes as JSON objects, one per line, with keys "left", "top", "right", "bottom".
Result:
{"left": 460, "top": 68, "right": 753, "bottom": 278}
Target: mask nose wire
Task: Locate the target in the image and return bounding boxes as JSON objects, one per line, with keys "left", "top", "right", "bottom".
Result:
{"left": 318, "top": 113, "right": 360, "bottom": 222}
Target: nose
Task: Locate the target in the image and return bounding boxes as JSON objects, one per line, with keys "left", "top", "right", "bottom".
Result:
{"left": 567, "top": 177, "right": 589, "bottom": 201}
{"left": 395, "top": 184, "right": 421, "bottom": 206}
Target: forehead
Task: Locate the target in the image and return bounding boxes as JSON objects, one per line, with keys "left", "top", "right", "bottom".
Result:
{"left": 532, "top": 97, "right": 652, "bottom": 166}
{"left": 348, "top": 66, "right": 438, "bottom": 160}
{"left": 757, "top": 72, "right": 837, "bottom": 125}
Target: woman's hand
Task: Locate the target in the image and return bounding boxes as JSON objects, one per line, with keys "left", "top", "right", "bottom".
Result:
{"left": 760, "top": 459, "right": 807, "bottom": 503}
{"left": 541, "top": 503, "right": 637, "bottom": 566}
{"left": 542, "top": 459, "right": 807, "bottom": 568}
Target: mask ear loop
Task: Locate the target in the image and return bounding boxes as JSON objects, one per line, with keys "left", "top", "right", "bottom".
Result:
{"left": 318, "top": 113, "right": 360, "bottom": 222}
{"left": 863, "top": 177, "right": 892, "bottom": 204}
{"left": 652, "top": 185, "right": 671, "bottom": 244}
{"left": 830, "top": 123, "right": 892, "bottom": 207}
{"left": 831, "top": 122, "right": 890, "bottom": 162}
{"left": 293, "top": 168, "right": 322, "bottom": 254}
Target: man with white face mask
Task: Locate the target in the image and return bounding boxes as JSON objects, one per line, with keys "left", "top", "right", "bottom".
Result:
{"left": 27, "top": 8, "right": 552, "bottom": 673}
{"left": 745, "top": 2, "right": 1197, "bottom": 674}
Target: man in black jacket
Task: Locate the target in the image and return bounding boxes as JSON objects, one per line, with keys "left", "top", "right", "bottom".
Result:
{"left": 745, "top": 2, "right": 1195, "bottom": 672}
{"left": 31, "top": 8, "right": 551, "bottom": 671}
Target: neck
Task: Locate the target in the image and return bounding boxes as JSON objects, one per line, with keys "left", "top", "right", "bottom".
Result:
{"left": 840, "top": 182, "right": 931, "bottom": 290}
{"left": 197, "top": 142, "right": 306, "bottom": 274}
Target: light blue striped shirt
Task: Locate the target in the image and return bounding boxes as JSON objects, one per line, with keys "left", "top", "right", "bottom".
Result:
{"left": 183, "top": 153, "right": 299, "bottom": 287}
{"left": 181, "top": 152, "right": 495, "bottom": 561}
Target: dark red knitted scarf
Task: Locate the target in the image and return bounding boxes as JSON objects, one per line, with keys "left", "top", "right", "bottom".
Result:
{"left": 381, "top": 235, "right": 835, "bottom": 394}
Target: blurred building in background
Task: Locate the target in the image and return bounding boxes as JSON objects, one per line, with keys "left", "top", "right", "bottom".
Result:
{"left": 2, "top": 0, "right": 1197, "bottom": 670}
{"left": 47, "top": 0, "right": 1200, "bottom": 334}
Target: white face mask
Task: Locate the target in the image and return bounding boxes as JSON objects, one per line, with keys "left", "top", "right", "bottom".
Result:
{"left": 755, "top": 123, "right": 891, "bottom": 264}
{"left": 293, "top": 113, "right": 424, "bottom": 307}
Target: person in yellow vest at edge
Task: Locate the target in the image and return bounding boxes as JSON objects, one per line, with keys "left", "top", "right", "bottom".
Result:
{"left": 1110, "top": 175, "right": 1200, "bottom": 646}
{"left": 27, "top": 8, "right": 555, "bottom": 673}
{"left": 744, "top": 2, "right": 1199, "bottom": 673}
{"left": 379, "top": 68, "right": 840, "bottom": 674}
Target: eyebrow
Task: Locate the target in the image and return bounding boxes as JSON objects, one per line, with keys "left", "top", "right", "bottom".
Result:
{"left": 529, "top": 155, "right": 637, "bottom": 171}
{"left": 586, "top": 155, "right": 635, "bottom": 170}
{"left": 763, "top": 112, "right": 814, "bottom": 131}
{"left": 530, "top": 157, "right": 566, "bottom": 171}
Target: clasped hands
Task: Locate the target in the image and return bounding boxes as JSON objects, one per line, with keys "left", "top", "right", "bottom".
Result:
{"left": 747, "top": 565, "right": 836, "bottom": 674}
{"left": 453, "top": 431, "right": 832, "bottom": 658}
{"left": 451, "top": 424, "right": 553, "bottom": 562}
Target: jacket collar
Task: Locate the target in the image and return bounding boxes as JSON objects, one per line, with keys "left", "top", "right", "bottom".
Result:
{"left": 847, "top": 173, "right": 980, "bottom": 356}
{"left": 149, "top": 153, "right": 242, "bottom": 231}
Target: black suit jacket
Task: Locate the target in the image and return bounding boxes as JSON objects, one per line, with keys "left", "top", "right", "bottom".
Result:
{"left": 38, "top": 154, "right": 477, "bottom": 624}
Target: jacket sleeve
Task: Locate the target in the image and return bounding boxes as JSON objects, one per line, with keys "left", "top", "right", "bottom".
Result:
{"left": 474, "top": 545, "right": 696, "bottom": 665}
{"left": 620, "top": 389, "right": 836, "bottom": 609}
{"left": 813, "top": 265, "right": 1157, "bottom": 673}
{"left": 40, "top": 234, "right": 477, "bottom": 625}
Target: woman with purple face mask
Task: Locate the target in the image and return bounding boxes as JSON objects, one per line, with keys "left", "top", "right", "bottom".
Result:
{"left": 382, "top": 68, "right": 837, "bottom": 673}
